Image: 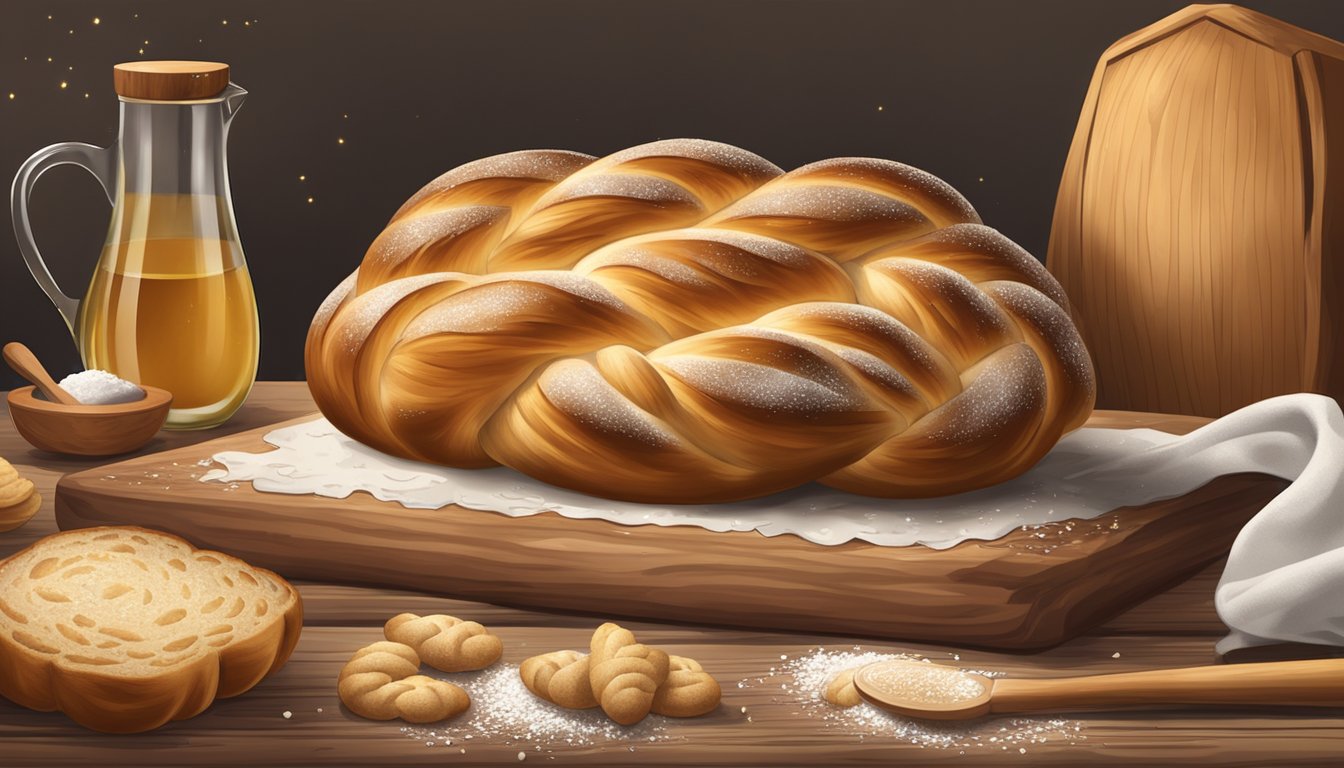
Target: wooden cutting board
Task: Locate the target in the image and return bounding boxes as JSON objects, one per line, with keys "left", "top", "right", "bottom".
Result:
{"left": 53, "top": 409, "right": 1286, "bottom": 651}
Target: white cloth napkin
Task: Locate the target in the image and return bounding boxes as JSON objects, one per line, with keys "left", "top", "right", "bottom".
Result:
{"left": 1057, "top": 394, "right": 1344, "bottom": 652}
{"left": 205, "top": 393, "right": 1344, "bottom": 653}
{"left": 1168, "top": 394, "right": 1340, "bottom": 654}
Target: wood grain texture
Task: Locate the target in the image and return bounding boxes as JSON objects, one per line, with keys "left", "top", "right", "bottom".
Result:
{"left": 1047, "top": 4, "right": 1344, "bottom": 417}
{"left": 6, "top": 385, "right": 172, "bottom": 456}
{"left": 113, "top": 61, "right": 229, "bottom": 101}
{"left": 1300, "top": 49, "right": 1344, "bottom": 399}
{"left": 987, "top": 659, "right": 1344, "bottom": 716}
{"left": 5, "top": 384, "right": 1342, "bottom": 765}
{"left": 53, "top": 408, "right": 1286, "bottom": 651}
{"left": 3, "top": 626, "right": 1344, "bottom": 767}
{"left": 2, "top": 342, "right": 79, "bottom": 405}
{"left": 0, "top": 382, "right": 319, "bottom": 561}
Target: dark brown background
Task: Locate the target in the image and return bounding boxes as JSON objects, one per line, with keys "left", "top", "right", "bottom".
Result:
{"left": 1, "top": 0, "right": 1341, "bottom": 390}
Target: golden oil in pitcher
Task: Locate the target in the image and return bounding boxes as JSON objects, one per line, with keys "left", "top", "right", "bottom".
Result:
{"left": 79, "top": 227, "right": 258, "bottom": 429}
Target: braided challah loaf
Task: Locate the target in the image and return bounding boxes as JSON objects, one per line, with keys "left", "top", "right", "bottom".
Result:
{"left": 306, "top": 139, "right": 1094, "bottom": 503}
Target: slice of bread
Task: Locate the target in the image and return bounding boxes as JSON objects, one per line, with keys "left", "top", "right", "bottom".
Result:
{"left": 0, "top": 526, "right": 302, "bottom": 733}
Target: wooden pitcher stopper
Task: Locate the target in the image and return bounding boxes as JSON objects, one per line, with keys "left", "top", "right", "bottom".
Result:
{"left": 113, "top": 61, "right": 229, "bottom": 101}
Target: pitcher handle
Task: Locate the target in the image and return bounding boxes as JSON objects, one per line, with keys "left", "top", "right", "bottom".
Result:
{"left": 10, "top": 142, "right": 117, "bottom": 333}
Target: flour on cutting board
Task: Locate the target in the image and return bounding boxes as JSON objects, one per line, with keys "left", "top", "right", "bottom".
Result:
{"left": 199, "top": 417, "right": 1186, "bottom": 549}
{"left": 198, "top": 393, "right": 1342, "bottom": 552}
{"left": 200, "top": 394, "right": 1344, "bottom": 653}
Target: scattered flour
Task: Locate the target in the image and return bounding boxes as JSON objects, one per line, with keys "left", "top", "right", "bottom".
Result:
{"left": 747, "top": 648, "right": 1084, "bottom": 752}
{"left": 398, "top": 663, "right": 676, "bottom": 751}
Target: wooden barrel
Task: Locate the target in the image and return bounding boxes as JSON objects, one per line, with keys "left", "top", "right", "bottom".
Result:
{"left": 1047, "top": 4, "right": 1344, "bottom": 417}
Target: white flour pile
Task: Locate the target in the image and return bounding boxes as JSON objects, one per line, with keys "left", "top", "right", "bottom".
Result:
{"left": 747, "top": 648, "right": 1084, "bottom": 752}
{"left": 56, "top": 369, "right": 144, "bottom": 405}
{"left": 397, "top": 663, "right": 676, "bottom": 752}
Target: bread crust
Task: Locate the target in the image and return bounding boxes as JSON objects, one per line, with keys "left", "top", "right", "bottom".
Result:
{"left": 0, "top": 526, "right": 303, "bottom": 733}
{"left": 0, "top": 456, "right": 40, "bottom": 532}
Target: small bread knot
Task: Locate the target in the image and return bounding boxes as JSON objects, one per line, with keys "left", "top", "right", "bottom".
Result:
{"left": 825, "top": 667, "right": 862, "bottom": 707}
{"left": 589, "top": 623, "right": 670, "bottom": 725}
{"left": 651, "top": 655, "right": 721, "bottom": 717}
{"left": 384, "top": 612, "right": 503, "bottom": 672}
{"left": 519, "top": 649, "right": 598, "bottom": 709}
{"left": 338, "top": 641, "right": 469, "bottom": 723}
{"left": 517, "top": 624, "right": 721, "bottom": 724}
{"left": 0, "top": 458, "right": 40, "bottom": 533}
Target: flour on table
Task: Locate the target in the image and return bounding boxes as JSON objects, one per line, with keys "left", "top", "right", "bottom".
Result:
{"left": 748, "top": 648, "right": 1084, "bottom": 751}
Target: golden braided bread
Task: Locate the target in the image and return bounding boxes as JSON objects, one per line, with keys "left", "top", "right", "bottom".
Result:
{"left": 652, "top": 655, "right": 721, "bottom": 717}
{"left": 383, "top": 612, "right": 503, "bottom": 672}
{"left": 519, "top": 647, "right": 721, "bottom": 718}
{"left": 825, "top": 667, "right": 863, "bottom": 708}
{"left": 337, "top": 641, "right": 470, "bottom": 723}
{"left": 588, "top": 622, "right": 670, "bottom": 725}
{"left": 519, "top": 649, "right": 598, "bottom": 709}
{"left": 306, "top": 139, "right": 1094, "bottom": 503}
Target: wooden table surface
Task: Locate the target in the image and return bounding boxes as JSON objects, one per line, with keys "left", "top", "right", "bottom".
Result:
{"left": 2, "top": 382, "right": 1341, "bottom": 767}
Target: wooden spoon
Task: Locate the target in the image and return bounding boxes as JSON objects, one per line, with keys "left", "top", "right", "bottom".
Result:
{"left": 3, "top": 342, "right": 80, "bottom": 406}
{"left": 853, "top": 658, "right": 1344, "bottom": 720}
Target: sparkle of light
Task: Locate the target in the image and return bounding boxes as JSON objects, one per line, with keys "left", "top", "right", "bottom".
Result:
{"left": 877, "top": 105, "right": 884, "bottom": 111}
{"left": 222, "top": 19, "right": 229, "bottom": 25}
{"left": 84, "top": 93, "right": 90, "bottom": 98}
{"left": 92, "top": 17, "right": 101, "bottom": 25}
{"left": 7, "top": 93, "right": 14, "bottom": 100}
{"left": 59, "top": 81, "right": 68, "bottom": 89}
{"left": 47, "top": 56, "right": 53, "bottom": 62}
{"left": 138, "top": 48, "right": 144, "bottom": 54}
{"left": 978, "top": 176, "right": 985, "bottom": 182}
{"left": 306, "top": 197, "right": 314, "bottom": 204}
{"left": 337, "top": 137, "right": 345, "bottom": 144}
{"left": 299, "top": 174, "right": 306, "bottom": 181}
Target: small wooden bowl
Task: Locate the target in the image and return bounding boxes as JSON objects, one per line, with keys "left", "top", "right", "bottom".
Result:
{"left": 6, "top": 385, "right": 173, "bottom": 456}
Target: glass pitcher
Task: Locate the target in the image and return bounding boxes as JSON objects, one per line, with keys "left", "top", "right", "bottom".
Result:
{"left": 11, "top": 61, "right": 258, "bottom": 430}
